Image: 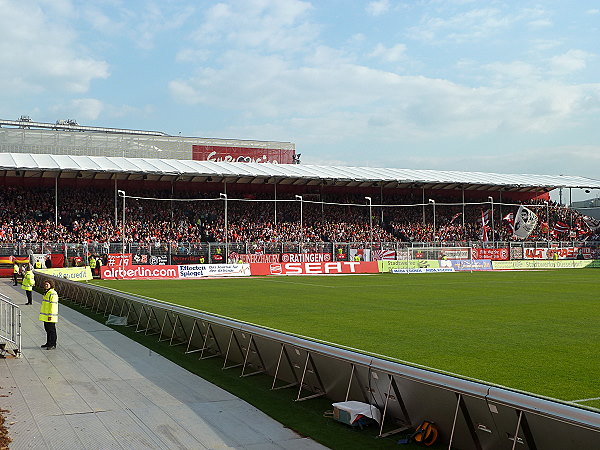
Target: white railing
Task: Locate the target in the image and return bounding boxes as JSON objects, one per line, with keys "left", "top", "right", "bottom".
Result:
{"left": 0, "top": 293, "right": 21, "bottom": 357}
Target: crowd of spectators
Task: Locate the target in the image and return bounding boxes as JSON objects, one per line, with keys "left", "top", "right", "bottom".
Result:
{"left": 0, "top": 186, "right": 597, "bottom": 244}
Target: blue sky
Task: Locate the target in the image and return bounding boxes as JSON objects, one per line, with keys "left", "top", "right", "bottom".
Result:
{"left": 1, "top": 0, "right": 599, "bottom": 201}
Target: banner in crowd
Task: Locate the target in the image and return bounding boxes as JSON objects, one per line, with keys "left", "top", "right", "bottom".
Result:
{"left": 171, "top": 255, "right": 205, "bottom": 265}
{"left": 101, "top": 264, "right": 250, "bottom": 280}
{"left": 378, "top": 260, "right": 441, "bottom": 272}
{"left": 230, "top": 252, "right": 280, "bottom": 263}
{"left": 472, "top": 248, "right": 510, "bottom": 260}
{"left": 513, "top": 206, "right": 538, "bottom": 239}
{"left": 280, "top": 253, "right": 331, "bottom": 263}
{"left": 492, "top": 260, "right": 594, "bottom": 270}
{"left": 371, "top": 250, "right": 396, "bottom": 260}
{"left": 250, "top": 261, "right": 379, "bottom": 276}
{"left": 523, "top": 247, "right": 595, "bottom": 260}
{"left": 440, "top": 259, "right": 493, "bottom": 271}
{"left": 349, "top": 249, "right": 371, "bottom": 261}
{"left": 107, "top": 253, "right": 132, "bottom": 266}
{"left": 37, "top": 266, "right": 93, "bottom": 281}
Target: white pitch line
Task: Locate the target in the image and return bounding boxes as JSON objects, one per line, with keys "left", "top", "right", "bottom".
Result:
{"left": 570, "top": 396, "right": 600, "bottom": 403}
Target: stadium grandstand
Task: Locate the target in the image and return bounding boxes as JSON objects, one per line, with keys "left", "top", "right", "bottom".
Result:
{"left": 0, "top": 118, "right": 599, "bottom": 269}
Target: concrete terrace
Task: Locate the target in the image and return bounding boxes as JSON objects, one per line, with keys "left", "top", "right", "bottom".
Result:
{"left": 0, "top": 280, "right": 326, "bottom": 449}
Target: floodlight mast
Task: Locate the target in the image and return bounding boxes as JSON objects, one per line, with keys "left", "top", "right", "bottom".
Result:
{"left": 365, "top": 197, "right": 373, "bottom": 249}
{"left": 295, "top": 195, "right": 303, "bottom": 241}
{"left": 544, "top": 200, "right": 549, "bottom": 241}
{"left": 428, "top": 199, "right": 436, "bottom": 241}
{"left": 488, "top": 196, "right": 494, "bottom": 244}
{"left": 220, "top": 193, "right": 228, "bottom": 262}
{"left": 117, "top": 190, "right": 126, "bottom": 259}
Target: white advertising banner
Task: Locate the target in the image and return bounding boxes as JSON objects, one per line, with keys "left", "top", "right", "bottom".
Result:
{"left": 178, "top": 264, "right": 251, "bottom": 279}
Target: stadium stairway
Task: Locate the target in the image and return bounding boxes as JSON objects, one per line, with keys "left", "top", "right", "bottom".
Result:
{"left": 0, "top": 280, "right": 326, "bottom": 450}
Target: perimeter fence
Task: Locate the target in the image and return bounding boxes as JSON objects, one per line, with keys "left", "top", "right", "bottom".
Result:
{"left": 1, "top": 240, "right": 598, "bottom": 266}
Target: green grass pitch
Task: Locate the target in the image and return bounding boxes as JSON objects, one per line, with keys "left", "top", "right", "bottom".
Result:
{"left": 92, "top": 269, "right": 600, "bottom": 409}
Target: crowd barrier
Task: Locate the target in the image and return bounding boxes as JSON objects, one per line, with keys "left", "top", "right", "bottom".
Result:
{"left": 34, "top": 273, "right": 600, "bottom": 449}
{"left": 0, "top": 293, "right": 21, "bottom": 357}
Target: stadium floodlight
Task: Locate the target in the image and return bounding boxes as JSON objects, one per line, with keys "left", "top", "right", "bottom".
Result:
{"left": 365, "top": 197, "right": 373, "bottom": 249}
{"left": 488, "top": 196, "right": 494, "bottom": 244}
{"left": 220, "top": 193, "right": 228, "bottom": 261}
{"left": 295, "top": 195, "right": 303, "bottom": 240}
{"left": 428, "top": 199, "right": 436, "bottom": 240}
{"left": 118, "top": 190, "right": 126, "bottom": 257}
{"left": 544, "top": 200, "right": 549, "bottom": 241}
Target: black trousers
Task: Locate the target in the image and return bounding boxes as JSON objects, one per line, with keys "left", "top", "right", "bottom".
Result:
{"left": 44, "top": 321, "right": 57, "bottom": 346}
{"left": 25, "top": 290, "right": 32, "bottom": 304}
{"left": 12, "top": 273, "right": 18, "bottom": 285}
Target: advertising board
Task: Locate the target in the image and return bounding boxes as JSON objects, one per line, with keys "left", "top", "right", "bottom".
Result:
{"left": 250, "top": 261, "right": 378, "bottom": 276}
{"left": 492, "top": 260, "right": 593, "bottom": 270}
{"left": 472, "top": 248, "right": 510, "bottom": 260}
{"left": 378, "top": 260, "right": 441, "bottom": 272}
{"left": 100, "top": 264, "right": 250, "bottom": 280}
{"left": 37, "top": 266, "right": 93, "bottom": 281}
{"left": 440, "top": 259, "right": 493, "bottom": 271}
{"left": 192, "top": 145, "right": 295, "bottom": 164}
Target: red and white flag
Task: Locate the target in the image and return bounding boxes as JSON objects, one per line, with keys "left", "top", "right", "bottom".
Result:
{"left": 553, "top": 221, "right": 570, "bottom": 234}
{"left": 450, "top": 212, "right": 462, "bottom": 224}
{"left": 503, "top": 212, "right": 515, "bottom": 232}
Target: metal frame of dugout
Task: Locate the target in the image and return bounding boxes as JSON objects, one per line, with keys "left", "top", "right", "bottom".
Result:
{"left": 37, "top": 273, "right": 600, "bottom": 450}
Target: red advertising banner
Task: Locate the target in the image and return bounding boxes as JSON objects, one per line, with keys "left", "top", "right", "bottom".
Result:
{"left": 107, "top": 253, "right": 132, "bottom": 266}
{"left": 472, "top": 248, "right": 510, "bottom": 260}
{"left": 250, "top": 261, "right": 379, "bottom": 276}
{"left": 280, "top": 253, "right": 332, "bottom": 263}
{"left": 192, "top": 145, "right": 295, "bottom": 164}
{"left": 101, "top": 265, "right": 179, "bottom": 280}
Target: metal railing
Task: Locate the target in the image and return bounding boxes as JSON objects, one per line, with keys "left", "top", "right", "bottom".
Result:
{"left": 36, "top": 273, "right": 600, "bottom": 450}
{"left": 0, "top": 293, "right": 22, "bottom": 357}
{"left": 2, "top": 240, "right": 599, "bottom": 267}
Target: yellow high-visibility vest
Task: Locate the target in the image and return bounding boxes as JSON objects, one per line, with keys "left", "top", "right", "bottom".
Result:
{"left": 89, "top": 257, "right": 96, "bottom": 269}
{"left": 39, "top": 288, "right": 59, "bottom": 323}
{"left": 21, "top": 270, "right": 35, "bottom": 291}
{"left": 13, "top": 264, "right": 18, "bottom": 274}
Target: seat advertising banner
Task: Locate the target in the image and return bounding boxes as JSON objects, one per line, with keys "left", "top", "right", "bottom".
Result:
{"left": 250, "top": 261, "right": 379, "bottom": 276}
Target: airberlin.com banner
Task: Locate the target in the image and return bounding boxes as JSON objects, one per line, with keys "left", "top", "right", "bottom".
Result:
{"left": 250, "top": 261, "right": 379, "bottom": 276}
{"left": 101, "top": 264, "right": 250, "bottom": 280}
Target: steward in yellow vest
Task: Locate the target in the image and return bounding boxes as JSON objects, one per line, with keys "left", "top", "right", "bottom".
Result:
{"left": 34, "top": 259, "right": 42, "bottom": 269}
{"left": 13, "top": 263, "right": 19, "bottom": 286}
{"left": 21, "top": 265, "right": 35, "bottom": 305}
{"left": 40, "top": 279, "right": 59, "bottom": 349}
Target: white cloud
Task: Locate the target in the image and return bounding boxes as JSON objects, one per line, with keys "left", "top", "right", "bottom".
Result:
{"left": 549, "top": 49, "right": 591, "bottom": 75}
{"left": 585, "top": 9, "right": 599, "bottom": 15}
{"left": 0, "top": 1, "right": 109, "bottom": 94}
{"left": 366, "top": 0, "right": 391, "bottom": 17}
{"left": 190, "top": 0, "right": 315, "bottom": 53}
{"left": 370, "top": 43, "right": 407, "bottom": 63}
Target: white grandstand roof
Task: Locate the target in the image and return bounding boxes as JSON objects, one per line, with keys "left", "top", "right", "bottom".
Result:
{"left": 1, "top": 152, "right": 599, "bottom": 193}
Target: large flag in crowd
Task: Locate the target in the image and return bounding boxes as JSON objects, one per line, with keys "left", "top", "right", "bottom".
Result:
{"left": 513, "top": 206, "right": 538, "bottom": 239}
